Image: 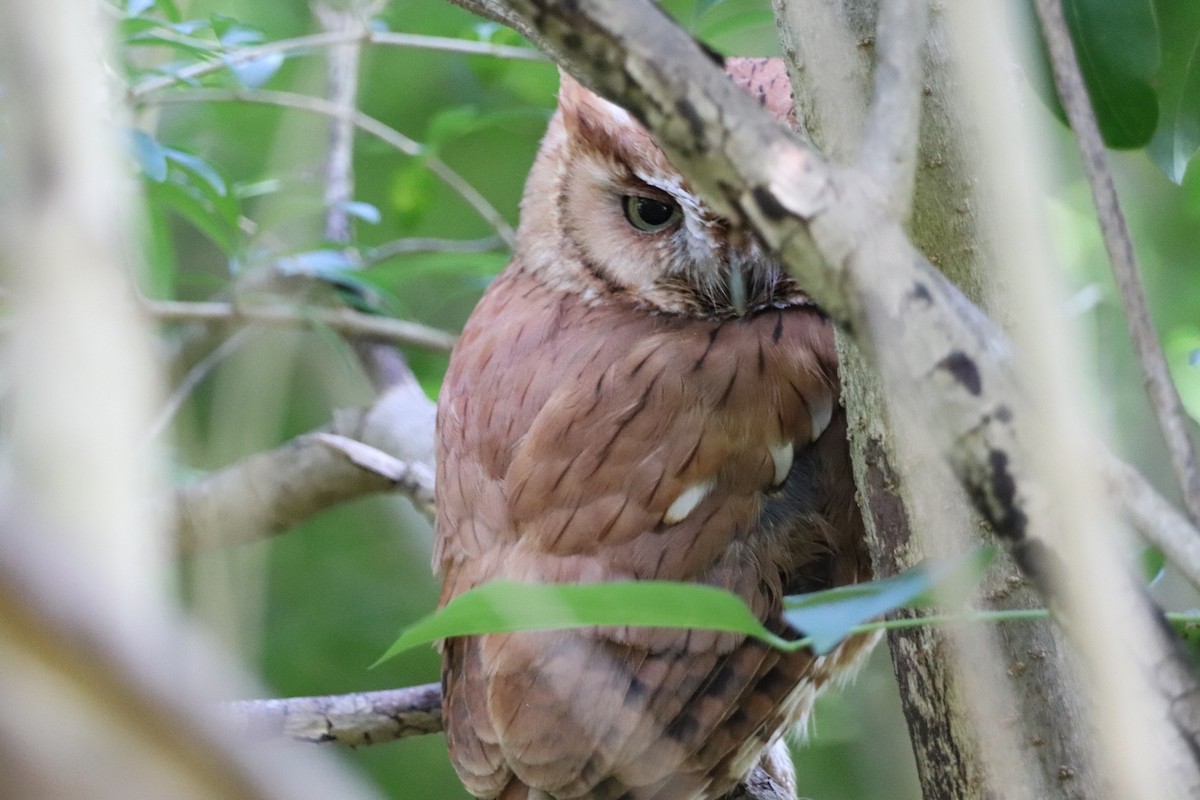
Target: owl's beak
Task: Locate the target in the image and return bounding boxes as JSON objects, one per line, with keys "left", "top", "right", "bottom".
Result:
{"left": 728, "top": 266, "right": 748, "bottom": 317}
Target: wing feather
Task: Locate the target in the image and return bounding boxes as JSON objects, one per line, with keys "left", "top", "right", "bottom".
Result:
{"left": 435, "top": 270, "right": 864, "bottom": 799}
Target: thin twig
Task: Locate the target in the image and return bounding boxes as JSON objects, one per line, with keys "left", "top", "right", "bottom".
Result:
{"left": 316, "top": 3, "right": 370, "bottom": 245}
{"left": 150, "top": 326, "right": 258, "bottom": 438}
{"left": 1101, "top": 451, "right": 1200, "bottom": 593}
{"left": 314, "top": 2, "right": 419, "bottom": 391}
{"left": 1034, "top": 0, "right": 1200, "bottom": 529}
{"left": 129, "top": 30, "right": 545, "bottom": 99}
{"left": 857, "top": 0, "right": 929, "bottom": 219}
{"left": 222, "top": 684, "right": 442, "bottom": 746}
{"left": 147, "top": 87, "right": 516, "bottom": 245}
{"left": 365, "top": 234, "right": 506, "bottom": 264}
{"left": 312, "top": 432, "right": 436, "bottom": 513}
{"left": 145, "top": 299, "right": 457, "bottom": 351}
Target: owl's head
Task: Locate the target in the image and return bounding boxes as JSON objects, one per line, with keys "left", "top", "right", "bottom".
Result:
{"left": 515, "top": 57, "right": 807, "bottom": 318}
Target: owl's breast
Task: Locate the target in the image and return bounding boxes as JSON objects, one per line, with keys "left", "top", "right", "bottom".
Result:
{"left": 437, "top": 268, "right": 841, "bottom": 597}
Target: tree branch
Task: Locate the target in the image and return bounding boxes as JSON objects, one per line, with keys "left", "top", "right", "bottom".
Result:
{"left": 1034, "top": 0, "right": 1200, "bottom": 529}
{"left": 129, "top": 29, "right": 545, "bottom": 99}
{"left": 223, "top": 684, "right": 442, "bottom": 746}
{"left": 770, "top": 0, "right": 866, "bottom": 157}
{"left": 146, "top": 299, "right": 457, "bottom": 351}
{"left": 173, "top": 377, "right": 437, "bottom": 554}
{"left": 857, "top": 0, "right": 928, "bottom": 218}
{"left": 1103, "top": 452, "right": 1200, "bottom": 593}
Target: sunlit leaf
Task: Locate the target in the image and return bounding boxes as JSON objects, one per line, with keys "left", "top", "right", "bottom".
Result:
{"left": 129, "top": 129, "right": 168, "bottom": 182}
{"left": 228, "top": 52, "right": 284, "bottom": 88}
{"left": 276, "top": 248, "right": 357, "bottom": 276}
{"left": 782, "top": 548, "right": 996, "bottom": 653}
{"left": 127, "top": 0, "right": 155, "bottom": 17}
{"left": 335, "top": 200, "right": 382, "bottom": 225}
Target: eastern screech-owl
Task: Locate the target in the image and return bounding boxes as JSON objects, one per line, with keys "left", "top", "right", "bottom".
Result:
{"left": 435, "top": 58, "right": 874, "bottom": 800}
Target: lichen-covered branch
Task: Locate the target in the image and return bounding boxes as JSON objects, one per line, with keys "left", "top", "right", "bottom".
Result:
{"left": 173, "top": 376, "right": 436, "bottom": 554}
{"left": 147, "top": 299, "right": 458, "bottom": 351}
{"left": 224, "top": 684, "right": 442, "bottom": 746}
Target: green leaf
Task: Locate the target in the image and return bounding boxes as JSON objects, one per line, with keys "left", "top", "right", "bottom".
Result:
{"left": 694, "top": 0, "right": 729, "bottom": 18}
{"left": 389, "top": 160, "right": 437, "bottom": 230}
{"left": 376, "top": 550, "right": 996, "bottom": 666}
{"left": 466, "top": 23, "right": 540, "bottom": 87}
{"left": 146, "top": 178, "right": 238, "bottom": 254}
{"left": 374, "top": 581, "right": 786, "bottom": 666}
{"left": 163, "top": 148, "right": 227, "bottom": 197}
{"left": 783, "top": 548, "right": 996, "bottom": 654}
{"left": 1139, "top": 546, "right": 1166, "bottom": 585}
{"left": 141, "top": 189, "right": 178, "bottom": 299}
{"left": 1062, "top": 0, "right": 1160, "bottom": 148}
{"left": 426, "top": 106, "right": 482, "bottom": 149}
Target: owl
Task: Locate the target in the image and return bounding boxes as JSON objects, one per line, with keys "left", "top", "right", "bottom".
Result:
{"left": 434, "top": 58, "right": 875, "bottom": 800}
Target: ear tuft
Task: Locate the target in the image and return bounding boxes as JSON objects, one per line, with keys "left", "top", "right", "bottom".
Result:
{"left": 556, "top": 68, "right": 638, "bottom": 152}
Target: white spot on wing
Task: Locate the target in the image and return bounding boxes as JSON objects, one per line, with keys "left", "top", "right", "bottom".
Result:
{"left": 808, "top": 392, "right": 833, "bottom": 442}
{"left": 663, "top": 479, "right": 715, "bottom": 525}
{"left": 770, "top": 441, "right": 794, "bottom": 486}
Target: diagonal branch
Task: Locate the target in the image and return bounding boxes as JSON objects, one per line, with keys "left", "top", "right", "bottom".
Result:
{"left": 146, "top": 299, "right": 458, "bottom": 351}
{"left": 147, "top": 87, "right": 516, "bottom": 246}
{"left": 1034, "top": 0, "right": 1200, "bottom": 529}
{"left": 129, "top": 29, "right": 545, "bottom": 99}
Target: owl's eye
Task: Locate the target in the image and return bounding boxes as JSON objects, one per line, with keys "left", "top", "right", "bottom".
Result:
{"left": 622, "top": 195, "right": 681, "bottom": 232}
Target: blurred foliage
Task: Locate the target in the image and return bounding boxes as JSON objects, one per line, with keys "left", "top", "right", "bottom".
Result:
{"left": 115, "top": 0, "right": 1200, "bottom": 798}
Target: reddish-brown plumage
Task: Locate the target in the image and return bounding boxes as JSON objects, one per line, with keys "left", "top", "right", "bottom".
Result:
{"left": 435, "top": 58, "right": 873, "bottom": 800}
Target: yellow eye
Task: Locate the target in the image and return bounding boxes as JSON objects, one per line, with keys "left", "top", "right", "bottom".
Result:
{"left": 622, "top": 195, "right": 682, "bottom": 232}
